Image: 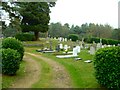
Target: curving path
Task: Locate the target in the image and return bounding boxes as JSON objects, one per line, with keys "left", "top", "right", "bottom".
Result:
{"left": 10, "top": 52, "right": 72, "bottom": 88}
{"left": 26, "top": 52, "right": 72, "bottom": 88}
{"left": 10, "top": 55, "right": 41, "bottom": 88}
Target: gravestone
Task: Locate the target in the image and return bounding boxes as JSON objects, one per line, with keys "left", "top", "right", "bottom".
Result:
{"left": 113, "top": 45, "right": 115, "bottom": 47}
{"left": 85, "top": 44, "right": 89, "bottom": 49}
{"left": 118, "top": 44, "right": 120, "bottom": 46}
{"left": 59, "top": 43, "right": 63, "bottom": 49}
{"left": 73, "top": 46, "right": 78, "bottom": 56}
{"left": 104, "top": 44, "right": 107, "bottom": 48}
{"left": 96, "top": 43, "right": 101, "bottom": 50}
{"left": 56, "top": 44, "right": 60, "bottom": 52}
{"left": 59, "top": 37, "right": 62, "bottom": 42}
{"left": 76, "top": 46, "right": 81, "bottom": 53}
{"left": 107, "top": 45, "right": 111, "bottom": 47}
{"left": 90, "top": 46, "right": 95, "bottom": 55}
{"left": 65, "top": 38, "right": 67, "bottom": 42}
{"left": 102, "top": 45, "right": 104, "bottom": 48}
{"left": 93, "top": 41, "right": 97, "bottom": 49}
{"left": 100, "top": 39, "right": 102, "bottom": 48}
{"left": 64, "top": 45, "right": 68, "bottom": 51}
{"left": 54, "top": 37, "right": 56, "bottom": 40}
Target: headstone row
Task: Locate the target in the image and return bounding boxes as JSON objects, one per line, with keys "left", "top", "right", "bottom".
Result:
{"left": 58, "top": 37, "right": 67, "bottom": 42}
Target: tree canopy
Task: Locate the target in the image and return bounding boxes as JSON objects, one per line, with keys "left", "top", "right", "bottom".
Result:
{"left": 48, "top": 22, "right": 120, "bottom": 41}
{"left": 2, "top": 2, "right": 56, "bottom": 40}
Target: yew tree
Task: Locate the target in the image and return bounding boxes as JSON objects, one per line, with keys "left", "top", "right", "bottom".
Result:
{"left": 20, "top": 2, "right": 52, "bottom": 40}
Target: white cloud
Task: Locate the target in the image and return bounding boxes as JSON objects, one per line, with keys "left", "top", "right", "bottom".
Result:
{"left": 50, "top": 0, "right": 119, "bottom": 28}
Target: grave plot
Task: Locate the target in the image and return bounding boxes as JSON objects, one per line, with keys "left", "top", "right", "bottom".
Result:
{"left": 56, "top": 46, "right": 79, "bottom": 58}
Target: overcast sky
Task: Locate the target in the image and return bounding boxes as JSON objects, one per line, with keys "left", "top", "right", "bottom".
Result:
{"left": 50, "top": 0, "right": 119, "bottom": 28}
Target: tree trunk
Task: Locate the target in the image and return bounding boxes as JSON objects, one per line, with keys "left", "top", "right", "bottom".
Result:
{"left": 34, "top": 31, "right": 39, "bottom": 41}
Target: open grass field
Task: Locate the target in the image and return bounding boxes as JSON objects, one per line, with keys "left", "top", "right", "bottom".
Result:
{"left": 2, "top": 38, "right": 106, "bottom": 89}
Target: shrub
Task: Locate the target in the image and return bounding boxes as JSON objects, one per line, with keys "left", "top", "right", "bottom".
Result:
{"left": 2, "top": 38, "right": 24, "bottom": 61}
{"left": 94, "top": 47, "right": 120, "bottom": 88}
{"left": 68, "top": 34, "right": 78, "bottom": 41}
{"left": 15, "top": 33, "right": 35, "bottom": 41}
{"left": 84, "top": 37, "right": 100, "bottom": 43}
{"left": 1, "top": 48, "right": 21, "bottom": 75}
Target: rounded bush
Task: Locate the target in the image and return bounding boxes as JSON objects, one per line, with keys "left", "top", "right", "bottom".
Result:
{"left": 94, "top": 47, "right": 120, "bottom": 88}
{"left": 1, "top": 48, "right": 21, "bottom": 75}
{"left": 15, "top": 33, "right": 35, "bottom": 41}
{"left": 68, "top": 34, "right": 78, "bottom": 41}
{"left": 2, "top": 38, "right": 24, "bottom": 61}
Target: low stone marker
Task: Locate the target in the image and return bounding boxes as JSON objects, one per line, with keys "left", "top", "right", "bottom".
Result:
{"left": 90, "top": 46, "right": 95, "bottom": 55}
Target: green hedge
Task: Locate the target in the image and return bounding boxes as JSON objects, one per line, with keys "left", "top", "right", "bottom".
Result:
{"left": 84, "top": 37, "right": 120, "bottom": 45}
{"left": 2, "top": 38, "right": 24, "bottom": 61}
{"left": 15, "top": 33, "right": 35, "bottom": 41}
{"left": 1, "top": 48, "right": 21, "bottom": 75}
{"left": 68, "top": 34, "right": 78, "bottom": 41}
{"left": 94, "top": 47, "right": 120, "bottom": 88}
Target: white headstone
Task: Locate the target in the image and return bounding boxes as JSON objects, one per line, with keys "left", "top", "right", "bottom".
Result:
{"left": 73, "top": 47, "right": 78, "bottom": 56}
{"left": 113, "top": 45, "right": 115, "bottom": 47}
{"left": 102, "top": 45, "right": 104, "bottom": 48}
{"left": 64, "top": 45, "right": 68, "bottom": 51}
{"left": 96, "top": 43, "right": 101, "bottom": 50}
{"left": 54, "top": 37, "right": 56, "bottom": 40}
{"left": 104, "top": 44, "right": 107, "bottom": 48}
{"left": 59, "top": 37, "right": 62, "bottom": 42}
{"left": 90, "top": 46, "right": 95, "bottom": 55}
{"left": 59, "top": 43, "right": 63, "bottom": 49}
{"left": 107, "top": 45, "right": 111, "bottom": 47}
{"left": 65, "top": 38, "right": 67, "bottom": 42}
{"left": 76, "top": 46, "right": 81, "bottom": 53}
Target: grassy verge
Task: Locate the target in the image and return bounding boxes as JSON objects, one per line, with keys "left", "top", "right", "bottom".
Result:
{"left": 2, "top": 60, "right": 26, "bottom": 88}
{"left": 42, "top": 50, "right": 100, "bottom": 88}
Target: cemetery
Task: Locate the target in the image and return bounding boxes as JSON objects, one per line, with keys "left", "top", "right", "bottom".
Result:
{"left": 1, "top": 1, "right": 120, "bottom": 89}
{"left": 1, "top": 37, "right": 120, "bottom": 89}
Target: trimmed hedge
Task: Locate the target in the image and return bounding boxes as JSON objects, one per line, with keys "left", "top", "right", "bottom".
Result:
{"left": 84, "top": 37, "right": 120, "bottom": 45}
{"left": 15, "top": 33, "right": 35, "bottom": 41}
{"left": 68, "top": 34, "right": 78, "bottom": 41}
{"left": 1, "top": 48, "right": 21, "bottom": 75}
{"left": 94, "top": 47, "right": 120, "bottom": 88}
{"left": 2, "top": 38, "right": 24, "bottom": 61}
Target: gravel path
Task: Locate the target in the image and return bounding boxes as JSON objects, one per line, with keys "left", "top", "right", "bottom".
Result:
{"left": 10, "top": 55, "right": 41, "bottom": 88}
{"left": 10, "top": 52, "right": 72, "bottom": 88}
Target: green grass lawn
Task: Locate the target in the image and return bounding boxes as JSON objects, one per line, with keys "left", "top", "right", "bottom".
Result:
{"left": 25, "top": 46, "right": 101, "bottom": 88}
{"left": 42, "top": 50, "right": 100, "bottom": 88}
{"left": 24, "top": 39, "right": 101, "bottom": 88}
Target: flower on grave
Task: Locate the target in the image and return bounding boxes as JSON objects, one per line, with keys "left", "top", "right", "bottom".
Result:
{"left": 65, "top": 49, "right": 68, "bottom": 53}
